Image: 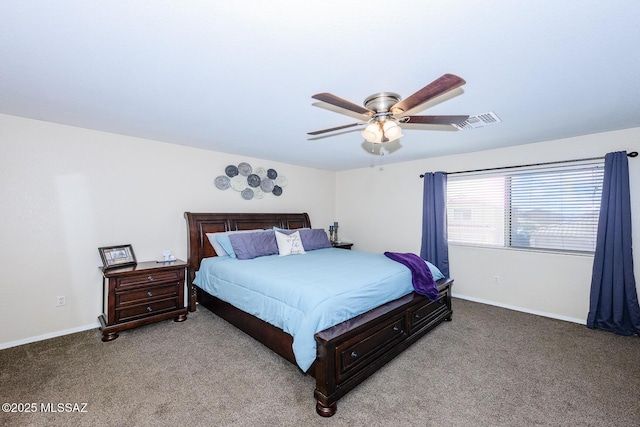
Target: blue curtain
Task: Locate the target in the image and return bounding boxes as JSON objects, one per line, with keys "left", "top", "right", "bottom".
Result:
{"left": 587, "top": 151, "right": 640, "bottom": 335}
{"left": 420, "top": 172, "right": 449, "bottom": 278}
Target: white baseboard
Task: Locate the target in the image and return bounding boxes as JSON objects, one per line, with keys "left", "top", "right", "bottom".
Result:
{"left": 0, "top": 322, "right": 100, "bottom": 351}
{"left": 452, "top": 292, "right": 586, "bottom": 325}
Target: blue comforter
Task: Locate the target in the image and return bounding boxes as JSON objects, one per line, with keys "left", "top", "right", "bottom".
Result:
{"left": 194, "top": 248, "right": 437, "bottom": 371}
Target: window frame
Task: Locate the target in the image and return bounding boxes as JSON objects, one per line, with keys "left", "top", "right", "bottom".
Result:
{"left": 445, "top": 159, "right": 605, "bottom": 255}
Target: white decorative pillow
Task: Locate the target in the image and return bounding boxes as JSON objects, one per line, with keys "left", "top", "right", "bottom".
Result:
{"left": 275, "top": 231, "right": 306, "bottom": 256}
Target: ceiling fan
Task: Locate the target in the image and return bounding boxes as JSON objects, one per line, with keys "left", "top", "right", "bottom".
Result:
{"left": 308, "top": 73, "right": 469, "bottom": 144}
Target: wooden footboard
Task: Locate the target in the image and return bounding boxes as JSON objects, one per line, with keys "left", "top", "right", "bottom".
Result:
{"left": 195, "top": 278, "right": 452, "bottom": 417}
{"left": 313, "top": 278, "right": 452, "bottom": 416}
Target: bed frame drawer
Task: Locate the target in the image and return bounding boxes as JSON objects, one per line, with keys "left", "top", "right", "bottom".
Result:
{"left": 408, "top": 292, "right": 449, "bottom": 333}
{"left": 336, "top": 314, "right": 407, "bottom": 382}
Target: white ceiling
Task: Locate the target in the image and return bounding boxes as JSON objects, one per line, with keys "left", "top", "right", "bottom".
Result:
{"left": 2, "top": 1, "right": 640, "bottom": 171}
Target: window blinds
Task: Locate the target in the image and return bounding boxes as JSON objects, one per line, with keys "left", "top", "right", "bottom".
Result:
{"left": 446, "top": 160, "right": 604, "bottom": 253}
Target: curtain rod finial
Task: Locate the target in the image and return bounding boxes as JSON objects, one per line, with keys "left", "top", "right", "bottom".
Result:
{"left": 628, "top": 151, "right": 638, "bottom": 158}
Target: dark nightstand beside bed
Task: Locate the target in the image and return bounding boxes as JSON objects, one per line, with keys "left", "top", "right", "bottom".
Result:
{"left": 331, "top": 242, "right": 353, "bottom": 250}
{"left": 98, "top": 260, "right": 188, "bottom": 342}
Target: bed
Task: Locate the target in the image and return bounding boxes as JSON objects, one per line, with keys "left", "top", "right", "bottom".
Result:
{"left": 184, "top": 212, "right": 453, "bottom": 417}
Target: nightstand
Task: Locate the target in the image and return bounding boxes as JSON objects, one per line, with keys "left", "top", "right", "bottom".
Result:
{"left": 98, "top": 260, "right": 188, "bottom": 342}
{"left": 332, "top": 242, "right": 353, "bottom": 250}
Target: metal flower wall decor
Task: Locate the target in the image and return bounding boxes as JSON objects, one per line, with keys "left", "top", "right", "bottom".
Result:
{"left": 214, "top": 162, "right": 288, "bottom": 200}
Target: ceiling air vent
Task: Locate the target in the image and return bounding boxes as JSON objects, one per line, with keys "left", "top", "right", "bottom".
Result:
{"left": 452, "top": 112, "right": 501, "bottom": 130}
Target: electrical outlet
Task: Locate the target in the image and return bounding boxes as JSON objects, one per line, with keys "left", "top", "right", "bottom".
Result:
{"left": 493, "top": 276, "right": 501, "bottom": 285}
{"left": 56, "top": 295, "right": 66, "bottom": 307}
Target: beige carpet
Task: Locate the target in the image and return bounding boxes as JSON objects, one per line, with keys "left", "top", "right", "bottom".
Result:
{"left": 1, "top": 298, "right": 639, "bottom": 427}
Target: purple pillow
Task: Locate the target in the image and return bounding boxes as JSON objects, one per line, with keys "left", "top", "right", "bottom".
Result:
{"left": 274, "top": 228, "right": 331, "bottom": 251}
{"left": 228, "top": 231, "right": 279, "bottom": 260}
{"left": 300, "top": 229, "right": 332, "bottom": 250}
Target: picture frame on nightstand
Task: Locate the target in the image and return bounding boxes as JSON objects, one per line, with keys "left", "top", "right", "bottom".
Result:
{"left": 98, "top": 244, "right": 137, "bottom": 269}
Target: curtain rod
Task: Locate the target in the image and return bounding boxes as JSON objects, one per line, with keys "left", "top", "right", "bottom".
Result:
{"left": 419, "top": 151, "right": 638, "bottom": 178}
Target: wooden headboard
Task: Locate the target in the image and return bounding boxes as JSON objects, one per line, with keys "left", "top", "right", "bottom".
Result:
{"left": 183, "top": 212, "right": 311, "bottom": 309}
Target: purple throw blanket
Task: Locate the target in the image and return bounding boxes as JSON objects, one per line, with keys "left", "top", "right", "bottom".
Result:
{"left": 384, "top": 252, "right": 439, "bottom": 301}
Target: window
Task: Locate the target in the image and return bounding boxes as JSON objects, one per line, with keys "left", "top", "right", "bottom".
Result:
{"left": 446, "top": 160, "right": 604, "bottom": 253}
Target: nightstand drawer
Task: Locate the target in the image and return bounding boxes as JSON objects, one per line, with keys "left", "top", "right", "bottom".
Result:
{"left": 116, "top": 283, "right": 179, "bottom": 306}
{"left": 115, "top": 298, "right": 179, "bottom": 323}
{"left": 115, "top": 270, "right": 183, "bottom": 289}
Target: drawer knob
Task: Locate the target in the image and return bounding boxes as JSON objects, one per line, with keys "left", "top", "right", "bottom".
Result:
{"left": 147, "top": 291, "right": 153, "bottom": 297}
{"left": 393, "top": 326, "right": 399, "bottom": 332}
{"left": 414, "top": 313, "right": 421, "bottom": 319}
{"left": 146, "top": 306, "right": 152, "bottom": 312}
{"left": 147, "top": 276, "right": 154, "bottom": 281}
{"left": 350, "top": 351, "right": 358, "bottom": 359}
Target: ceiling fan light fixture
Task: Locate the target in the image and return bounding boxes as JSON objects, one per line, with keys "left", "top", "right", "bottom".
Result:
{"left": 361, "top": 119, "right": 403, "bottom": 143}
{"left": 382, "top": 120, "right": 403, "bottom": 141}
{"left": 361, "top": 123, "right": 382, "bottom": 143}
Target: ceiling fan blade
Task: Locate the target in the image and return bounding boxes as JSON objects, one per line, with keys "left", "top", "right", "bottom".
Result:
{"left": 312, "top": 93, "right": 374, "bottom": 116}
{"left": 391, "top": 74, "right": 466, "bottom": 115}
{"left": 401, "top": 115, "right": 469, "bottom": 126}
{"left": 312, "top": 101, "right": 372, "bottom": 121}
{"left": 307, "top": 122, "right": 364, "bottom": 135}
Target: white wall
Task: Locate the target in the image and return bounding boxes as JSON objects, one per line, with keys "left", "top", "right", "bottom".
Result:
{"left": 336, "top": 127, "right": 640, "bottom": 323}
{"left": 3, "top": 113, "right": 639, "bottom": 347}
{"left": 0, "top": 114, "right": 336, "bottom": 347}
